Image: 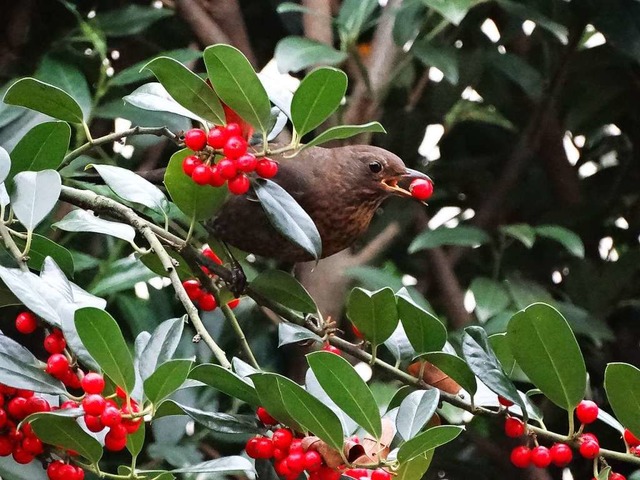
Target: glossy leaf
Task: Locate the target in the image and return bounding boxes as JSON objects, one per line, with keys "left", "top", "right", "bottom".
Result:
{"left": 156, "top": 400, "right": 258, "bottom": 435}
{"left": 53, "top": 209, "right": 136, "bottom": 243}
{"left": 397, "top": 425, "right": 464, "bottom": 462}
{"left": 204, "top": 44, "right": 272, "bottom": 133}
{"left": 291, "top": 68, "right": 347, "bottom": 137}
{"left": 124, "top": 83, "right": 205, "bottom": 123}
{"left": 250, "top": 270, "right": 317, "bottom": 313}
{"left": 336, "top": 0, "right": 378, "bottom": 42}
{"left": 278, "top": 322, "right": 323, "bottom": 347}
{"left": 499, "top": 224, "right": 535, "bottom": 248}
{"left": 385, "top": 322, "right": 417, "bottom": 362}
{"left": 396, "top": 389, "right": 440, "bottom": 440}
{"left": 138, "top": 318, "right": 184, "bottom": 381}
{"left": 507, "top": 303, "right": 586, "bottom": 410}
{"left": 3, "top": 78, "right": 84, "bottom": 123}
{"left": 92, "top": 164, "right": 168, "bottom": 215}
{"left": 8, "top": 122, "right": 70, "bottom": 184}
{"left": 143, "top": 56, "right": 225, "bottom": 125}
{"left": 252, "top": 373, "right": 344, "bottom": 451}
{"left": 111, "top": 49, "right": 201, "bottom": 86}
{"left": 0, "top": 351, "right": 66, "bottom": 395}
{"left": 164, "top": 149, "right": 228, "bottom": 220}
{"left": 254, "top": 179, "right": 322, "bottom": 260}
{"left": 13, "top": 234, "right": 74, "bottom": 276}
{"left": 412, "top": 40, "right": 459, "bottom": 84}
{"left": 171, "top": 456, "right": 255, "bottom": 475}
{"left": 421, "top": 352, "right": 477, "bottom": 395}
{"left": 420, "top": 0, "right": 480, "bottom": 25}
{"left": 302, "top": 122, "right": 386, "bottom": 149}
{"left": 275, "top": 37, "right": 347, "bottom": 73}
{"left": 462, "top": 326, "right": 521, "bottom": 407}
{"left": 605, "top": 363, "right": 640, "bottom": 438}
{"left": 144, "top": 359, "right": 192, "bottom": 404}
{"left": 409, "top": 225, "right": 490, "bottom": 252}
{"left": 0, "top": 147, "right": 9, "bottom": 183}
{"left": 94, "top": 4, "right": 172, "bottom": 37}
{"left": 469, "top": 277, "right": 510, "bottom": 323}
{"left": 0, "top": 335, "right": 40, "bottom": 366}
{"left": 30, "top": 413, "right": 102, "bottom": 463}
{"left": 188, "top": 363, "right": 260, "bottom": 406}
{"left": 74, "top": 307, "right": 136, "bottom": 393}
{"left": 308, "top": 351, "right": 382, "bottom": 439}
{"left": 397, "top": 288, "right": 446, "bottom": 353}
{"left": 535, "top": 225, "right": 585, "bottom": 258}
{"left": 496, "top": 0, "right": 568, "bottom": 44}
{"left": 36, "top": 56, "right": 92, "bottom": 120}
{"left": 395, "top": 451, "right": 434, "bottom": 480}
{"left": 11, "top": 170, "right": 61, "bottom": 231}
{"left": 127, "top": 421, "right": 145, "bottom": 458}
{"left": 346, "top": 287, "right": 398, "bottom": 347}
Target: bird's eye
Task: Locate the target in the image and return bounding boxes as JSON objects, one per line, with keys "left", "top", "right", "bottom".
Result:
{"left": 369, "top": 161, "right": 383, "bottom": 173}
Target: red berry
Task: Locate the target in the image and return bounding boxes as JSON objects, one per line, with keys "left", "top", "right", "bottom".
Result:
{"left": 43, "top": 333, "right": 66, "bottom": 354}
{"left": 202, "top": 247, "right": 223, "bottom": 264}
{"left": 64, "top": 369, "right": 82, "bottom": 389}
{"left": 274, "top": 458, "right": 291, "bottom": 476}
{"left": 26, "top": 396, "right": 51, "bottom": 414}
{"left": 122, "top": 417, "right": 142, "bottom": 434}
{"left": 236, "top": 153, "right": 257, "bottom": 172}
{"left": 116, "top": 386, "right": 127, "bottom": 398}
{"left": 47, "top": 460, "right": 65, "bottom": 480}
{"left": 371, "top": 469, "right": 392, "bottom": 480}
{"left": 184, "top": 128, "right": 207, "bottom": 151}
{"left": 255, "top": 437, "right": 274, "bottom": 459}
{"left": 82, "top": 394, "right": 106, "bottom": 416}
{"left": 84, "top": 414, "right": 104, "bottom": 432}
{"left": 225, "top": 123, "right": 242, "bottom": 138}
{"left": 304, "top": 450, "right": 323, "bottom": 472}
{"left": 227, "top": 298, "right": 240, "bottom": 309}
{"left": 109, "top": 423, "right": 128, "bottom": 439}
{"left": 504, "top": 417, "right": 525, "bottom": 438}
{"left": 273, "top": 447, "right": 287, "bottom": 461}
{"left": 409, "top": 178, "right": 434, "bottom": 201}
{"left": 256, "top": 406, "right": 277, "bottom": 425}
{"left": 207, "top": 127, "right": 228, "bottom": 149}
{"left": 223, "top": 136, "right": 247, "bottom": 159}
{"left": 101, "top": 406, "right": 122, "bottom": 427}
{"left": 286, "top": 451, "right": 305, "bottom": 473}
{"left": 182, "top": 279, "right": 203, "bottom": 301}
{"left": 610, "top": 473, "right": 626, "bottom": 480}
{"left": 531, "top": 446, "right": 551, "bottom": 468}
{"left": 228, "top": 174, "right": 250, "bottom": 195}
{"left": 498, "top": 396, "right": 514, "bottom": 407}
{"left": 208, "top": 164, "right": 226, "bottom": 187}
{"left": 510, "top": 446, "right": 531, "bottom": 468}
{"left": 191, "top": 164, "right": 212, "bottom": 185}
{"left": 624, "top": 428, "right": 640, "bottom": 447}
{"left": 7, "top": 397, "right": 28, "bottom": 420}
{"left": 0, "top": 409, "right": 6, "bottom": 428}
{"left": 322, "top": 343, "right": 341, "bottom": 355}
{"left": 15, "top": 312, "right": 37, "bottom": 334}
{"left": 198, "top": 293, "right": 217, "bottom": 311}
{"left": 576, "top": 400, "right": 599, "bottom": 424}
{"left": 81, "top": 373, "right": 105, "bottom": 395}
{"left": 245, "top": 437, "right": 260, "bottom": 459}
{"left": 582, "top": 432, "right": 599, "bottom": 445}
{"left": 579, "top": 440, "right": 600, "bottom": 459}
{"left": 182, "top": 155, "right": 201, "bottom": 176}
{"left": 344, "top": 468, "right": 369, "bottom": 479}
{"left": 70, "top": 466, "right": 85, "bottom": 480}
{"left": 22, "top": 436, "right": 43, "bottom": 455}
{"left": 352, "top": 324, "right": 363, "bottom": 339}
{"left": 631, "top": 445, "right": 640, "bottom": 456}
{"left": 217, "top": 158, "right": 237, "bottom": 180}
{"left": 12, "top": 446, "right": 34, "bottom": 464}
{"left": 46, "top": 353, "right": 69, "bottom": 378}
{"left": 60, "top": 400, "right": 79, "bottom": 409}
{"left": 272, "top": 428, "right": 293, "bottom": 450}
{"left": 0, "top": 436, "right": 11, "bottom": 456}
{"left": 58, "top": 464, "right": 78, "bottom": 480}
{"left": 289, "top": 438, "right": 303, "bottom": 453}
{"left": 312, "top": 466, "right": 341, "bottom": 480}
{"left": 256, "top": 158, "right": 278, "bottom": 178}
{"left": 104, "top": 429, "right": 127, "bottom": 451}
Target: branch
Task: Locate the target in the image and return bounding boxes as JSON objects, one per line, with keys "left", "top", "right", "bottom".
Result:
{"left": 174, "top": 0, "right": 232, "bottom": 49}
{"left": 0, "top": 218, "right": 29, "bottom": 272}
{"left": 302, "top": 0, "right": 334, "bottom": 45}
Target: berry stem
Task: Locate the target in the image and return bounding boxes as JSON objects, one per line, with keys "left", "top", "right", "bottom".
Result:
{"left": 219, "top": 300, "right": 260, "bottom": 369}
{"left": 567, "top": 408, "right": 575, "bottom": 437}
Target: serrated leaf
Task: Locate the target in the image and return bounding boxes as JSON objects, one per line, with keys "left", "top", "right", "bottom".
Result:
{"left": 275, "top": 37, "right": 348, "bottom": 73}
{"left": 499, "top": 224, "right": 535, "bottom": 248}
{"left": 469, "top": 277, "right": 510, "bottom": 323}
{"left": 302, "top": 122, "right": 386, "bottom": 149}
{"left": 278, "top": 322, "right": 323, "bottom": 347}
{"left": 397, "top": 425, "right": 464, "bottom": 462}
{"left": 188, "top": 363, "right": 259, "bottom": 406}
{"left": 53, "top": 208, "right": 136, "bottom": 243}
{"left": 92, "top": 164, "right": 168, "bottom": 215}
{"left": 204, "top": 45, "right": 272, "bottom": 133}
{"left": 605, "top": 363, "right": 640, "bottom": 438}
{"left": 138, "top": 318, "right": 184, "bottom": 381}
{"left": 346, "top": 287, "right": 398, "bottom": 347}
{"left": 396, "top": 288, "right": 446, "bottom": 354}
{"left": 74, "top": 307, "right": 136, "bottom": 393}
{"left": 11, "top": 170, "right": 61, "bottom": 231}
{"left": 308, "top": 351, "right": 381, "bottom": 439}
{"left": 507, "top": 303, "right": 586, "bottom": 410}
{"left": 124, "top": 83, "right": 205, "bottom": 123}
{"left": 251, "top": 270, "right": 317, "bottom": 313}
{"left": 144, "top": 359, "right": 192, "bottom": 405}
{"left": 3, "top": 78, "right": 84, "bottom": 123}
{"left": 163, "top": 149, "right": 227, "bottom": 220}
{"left": 396, "top": 389, "right": 440, "bottom": 440}
{"left": 409, "top": 225, "right": 490, "bottom": 252}
{"left": 534, "top": 225, "right": 585, "bottom": 258}
{"left": 254, "top": 179, "right": 322, "bottom": 260}
{"left": 30, "top": 413, "right": 102, "bottom": 462}
{"left": 143, "top": 57, "right": 225, "bottom": 125}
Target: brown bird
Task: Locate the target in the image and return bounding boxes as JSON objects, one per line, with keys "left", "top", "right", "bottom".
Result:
{"left": 208, "top": 144, "right": 431, "bottom": 263}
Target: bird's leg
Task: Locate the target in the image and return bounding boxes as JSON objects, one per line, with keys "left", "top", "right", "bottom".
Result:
{"left": 220, "top": 241, "right": 247, "bottom": 297}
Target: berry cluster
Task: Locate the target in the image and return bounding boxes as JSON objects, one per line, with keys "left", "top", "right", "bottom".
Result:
{"left": 624, "top": 428, "right": 640, "bottom": 455}
{"left": 182, "top": 124, "right": 278, "bottom": 195}
{"left": 409, "top": 178, "right": 434, "bottom": 201}
{"left": 343, "top": 467, "right": 391, "bottom": 480}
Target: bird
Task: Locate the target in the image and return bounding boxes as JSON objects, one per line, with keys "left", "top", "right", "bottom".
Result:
{"left": 208, "top": 144, "right": 431, "bottom": 263}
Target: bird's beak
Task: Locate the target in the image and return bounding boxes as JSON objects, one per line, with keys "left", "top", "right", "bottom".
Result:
{"left": 382, "top": 168, "right": 433, "bottom": 198}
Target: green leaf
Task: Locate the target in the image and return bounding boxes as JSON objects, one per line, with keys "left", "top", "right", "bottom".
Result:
{"left": 127, "top": 421, "right": 145, "bottom": 457}
{"left": 409, "top": 225, "right": 490, "bottom": 252}
{"left": 156, "top": 400, "right": 258, "bottom": 435}
{"left": 499, "top": 224, "right": 535, "bottom": 248}
{"left": 444, "top": 99, "right": 515, "bottom": 131}
{"left": 605, "top": 363, "right": 640, "bottom": 438}
{"left": 254, "top": 178, "right": 322, "bottom": 260}
{"left": 143, "top": 57, "right": 225, "bottom": 125}
{"left": 495, "top": 0, "right": 568, "bottom": 44}
{"left": 204, "top": 44, "right": 272, "bottom": 133}
{"left": 124, "top": 83, "right": 205, "bottom": 123}
{"left": 164, "top": 149, "right": 228, "bottom": 220}
{"left": 74, "top": 307, "right": 136, "bottom": 393}
{"left": 3, "top": 78, "right": 84, "bottom": 123}
{"left": 420, "top": 0, "right": 481, "bottom": 25}
{"left": 12, "top": 234, "right": 74, "bottom": 276}
{"left": 307, "top": 351, "right": 382, "bottom": 439}
{"left": 488, "top": 333, "right": 517, "bottom": 377}
{"left": 278, "top": 323, "right": 323, "bottom": 347}
{"left": 36, "top": 56, "right": 92, "bottom": 121}
{"left": 397, "top": 425, "right": 464, "bottom": 462}
{"left": 397, "top": 289, "right": 446, "bottom": 354}
{"left": 412, "top": 40, "right": 459, "bottom": 84}
{"left": 507, "top": 303, "right": 586, "bottom": 410}
{"left": 488, "top": 51, "right": 543, "bottom": 100}
{"left": 138, "top": 318, "right": 184, "bottom": 381}
{"left": 462, "top": 326, "right": 521, "bottom": 407}
{"left": 111, "top": 49, "right": 202, "bottom": 86}
{"left": 171, "top": 456, "right": 255, "bottom": 475}
{"left": 291, "top": 67, "right": 347, "bottom": 138}
{"left": 8, "top": 122, "right": 71, "bottom": 184}
{"left": 0, "top": 351, "right": 66, "bottom": 395}
{"left": 336, "top": 0, "right": 378, "bottom": 43}
{"left": 144, "top": 359, "right": 192, "bottom": 405}
{"left": 301, "top": 122, "right": 386, "bottom": 149}
{"left": 421, "top": 352, "right": 477, "bottom": 395}
{"left": 30, "top": 413, "right": 102, "bottom": 463}
{"left": 252, "top": 373, "right": 344, "bottom": 451}
{"left": 94, "top": 4, "right": 173, "bottom": 37}
{"left": 92, "top": 164, "right": 168, "bottom": 215}
{"left": 11, "top": 170, "right": 61, "bottom": 231}
{"left": 347, "top": 287, "right": 398, "bottom": 347}
{"left": 469, "top": 277, "right": 510, "bottom": 323}
{"left": 396, "top": 389, "right": 440, "bottom": 440}
{"left": 53, "top": 209, "right": 136, "bottom": 243}
{"left": 534, "top": 225, "right": 584, "bottom": 258}
{"left": 597, "top": 467, "right": 612, "bottom": 480}
{"left": 0, "top": 147, "right": 9, "bottom": 183}
{"left": 250, "top": 270, "right": 317, "bottom": 313}
{"left": 188, "top": 363, "right": 260, "bottom": 406}
{"left": 0, "top": 335, "right": 40, "bottom": 366}
{"left": 395, "top": 451, "right": 434, "bottom": 480}
{"left": 274, "top": 37, "right": 348, "bottom": 73}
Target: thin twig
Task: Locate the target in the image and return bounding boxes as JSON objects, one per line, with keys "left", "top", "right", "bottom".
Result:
{"left": 0, "top": 219, "right": 29, "bottom": 272}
